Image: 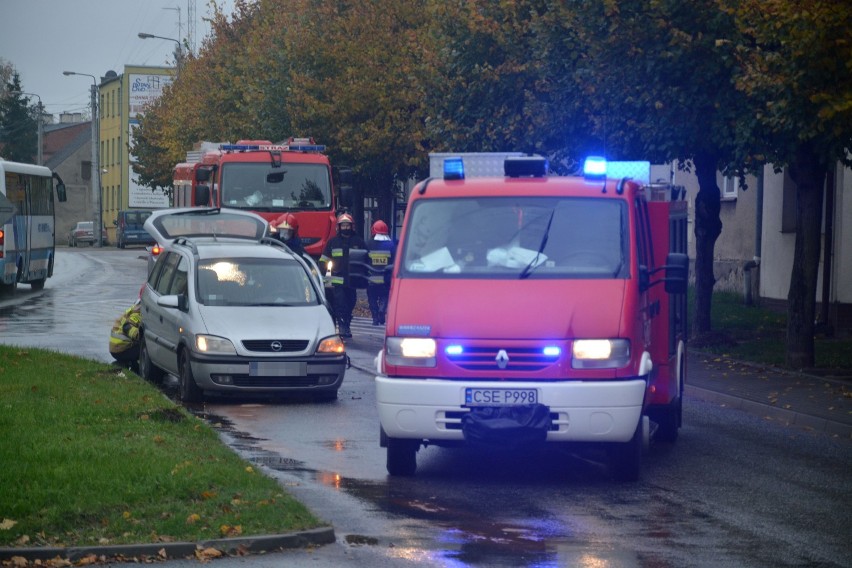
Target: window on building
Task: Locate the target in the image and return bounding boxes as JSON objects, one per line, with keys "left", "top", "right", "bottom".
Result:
{"left": 722, "top": 176, "right": 739, "bottom": 200}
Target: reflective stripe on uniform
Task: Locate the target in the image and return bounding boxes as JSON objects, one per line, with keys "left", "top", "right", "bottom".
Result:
{"left": 330, "top": 248, "right": 344, "bottom": 258}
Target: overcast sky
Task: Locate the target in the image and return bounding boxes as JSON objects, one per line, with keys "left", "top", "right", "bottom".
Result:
{"left": 1, "top": 0, "right": 237, "bottom": 118}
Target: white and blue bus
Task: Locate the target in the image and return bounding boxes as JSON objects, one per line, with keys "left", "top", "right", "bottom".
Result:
{"left": 0, "top": 159, "right": 67, "bottom": 293}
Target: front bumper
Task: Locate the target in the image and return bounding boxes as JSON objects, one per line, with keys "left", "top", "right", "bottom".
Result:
{"left": 189, "top": 353, "right": 346, "bottom": 393}
{"left": 376, "top": 375, "right": 646, "bottom": 443}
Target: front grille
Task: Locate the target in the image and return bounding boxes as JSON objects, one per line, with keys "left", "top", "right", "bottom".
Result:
{"left": 242, "top": 339, "right": 310, "bottom": 353}
{"left": 232, "top": 375, "right": 319, "bottom": 388}
{"left": 447, "top": 347, "right": 556, "bottom": 372}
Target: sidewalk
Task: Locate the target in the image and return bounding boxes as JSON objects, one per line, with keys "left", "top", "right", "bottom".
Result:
{"left": 686, "top": 350, "right": 852, "bottom": 438}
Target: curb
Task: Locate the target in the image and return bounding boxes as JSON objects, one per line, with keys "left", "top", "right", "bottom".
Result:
{"left": 685, "top": 385, "right": 852, "bottom": 439}
{"left": 0, "top": 527, "right": 335, "bottom": 564}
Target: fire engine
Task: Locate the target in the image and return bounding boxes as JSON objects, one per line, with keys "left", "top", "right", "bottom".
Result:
{"left": 374, "top": 154, "right": 688, "bottom": 481}
{"left": 172, "top": 138, "right": 353, "bottom": 258}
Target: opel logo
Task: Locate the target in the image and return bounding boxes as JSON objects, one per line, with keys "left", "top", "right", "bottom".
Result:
{"left": 495, "top": 349, "right": 509, "bottom": 370}
{"left": 271, "top": 341, "right": 283, "bottom": 352}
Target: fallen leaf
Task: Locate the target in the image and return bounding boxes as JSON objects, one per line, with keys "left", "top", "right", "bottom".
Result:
{"left": 196, "top": 547, "right": 223, "bottom": 560}
{"left": 186, "top": 514, "right": 201, "bottom": 524}
{"left": 0, "top": 518, "right": 17, "bottom": 530}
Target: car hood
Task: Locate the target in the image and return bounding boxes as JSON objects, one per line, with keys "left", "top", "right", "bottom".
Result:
{"left": 388, "top": 278, "right": 629, "bottom": 339}
{"left": 197, "top": 304, "right": 336, "bottom": 345}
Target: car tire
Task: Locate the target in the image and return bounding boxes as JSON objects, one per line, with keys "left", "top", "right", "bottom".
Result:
{"left": 179, "top": 350, "right": 203, "bottom": 403}
{"left": 314, "top": 390, "right": 338, "bottom": 403}
{"left": 608, "top": 420, "right": 643, "bottom": 482}
{"left": 386, "top": 437, "right": 418, "bottom": 477}
{"left": 138, "top": 335, "right": 165, "bottom": 384}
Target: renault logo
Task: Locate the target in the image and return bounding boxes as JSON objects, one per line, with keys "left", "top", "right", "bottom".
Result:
{"left": 495, "top": 349, "right": 509, "bottom": 369}
{"left": 271, "top": 341, "right": 282, "bottom": 352}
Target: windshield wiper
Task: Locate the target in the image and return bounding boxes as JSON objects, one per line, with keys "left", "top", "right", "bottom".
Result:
{"left": 520, "top": 209, "right": 555, "bottom": 279}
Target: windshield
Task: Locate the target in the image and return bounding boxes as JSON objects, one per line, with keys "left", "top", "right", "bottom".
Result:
{"left": 197, "top": 258, "right": 320, "bottom": 306}
{"left": 220, "top": 163, "right": 332, "bottom": 211}
{"left": 400, "top": 196, "right": 629, "bottom": 279}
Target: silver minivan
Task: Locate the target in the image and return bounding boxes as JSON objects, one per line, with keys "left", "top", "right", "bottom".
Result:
{"left": 138, "top": 208, "right": 345, "bottom": 402}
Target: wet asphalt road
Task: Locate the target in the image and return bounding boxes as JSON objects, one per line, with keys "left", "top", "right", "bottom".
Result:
{"left": 1, "top": 248, "right": 851, "bottom": 567}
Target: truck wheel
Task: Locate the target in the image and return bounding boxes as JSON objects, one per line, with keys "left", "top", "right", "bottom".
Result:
{"left": 138, "top": 335, "right": 165, "bottom": 384}
{"left": 653, "top": 397, "right": 681, "bottom": 443}
{"left": 386, "top": 438, "right": 418, "bottom": 476}
{"left": 608, "top": 421, "right": 642, "bottom": 482}
{"left": 179, "top": 350, "right": 204, "bottom": 403}
{"left": 29, "top": 278, "right": 46, "bottom": 291}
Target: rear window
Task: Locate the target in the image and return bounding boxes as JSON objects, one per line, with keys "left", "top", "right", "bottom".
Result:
{"left": 149, "top": 210, "right": 268, "bottom": 241}
{"left": 124, "top": 211, "right": 152, "bottom": 226}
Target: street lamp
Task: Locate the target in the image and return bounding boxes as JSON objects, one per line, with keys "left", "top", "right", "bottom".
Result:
{"left": 138, "top": 32, "right": 183, "bottom": 66}
{"left": 8, "top": 90, "right": 43, "bottom": 165}
{"left": 63, "top": 70, "right": 102, "bottom": 247}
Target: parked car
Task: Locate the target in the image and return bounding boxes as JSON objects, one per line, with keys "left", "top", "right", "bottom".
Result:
{"left": 68, "top": 221, "right": 108, "bottom": 247}
{"left": 115, "top": 209, "right": 155, "bottom": 248}
{"left": 138, "top": 207, "right": 345, "bottom": 403}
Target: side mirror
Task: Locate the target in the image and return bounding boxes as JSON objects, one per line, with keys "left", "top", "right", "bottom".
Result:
{"left": 664, "top": 253, "right": 689, "bottom": 294}
{"left": 55, "top": 182, "right": 67, "bottom": 203}
{"left": 194, "top": 185, "right": 211, "bottom": 206}
{"left": 195, "top": 167, "right": 212, "bottom": 183}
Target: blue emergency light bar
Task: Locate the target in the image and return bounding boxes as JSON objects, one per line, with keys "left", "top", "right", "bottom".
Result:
{"left": 583, "top": 156, "right": 607, "bottom": 179}
{"left": 443, "top": 157, "right": 465, "bottom": 180}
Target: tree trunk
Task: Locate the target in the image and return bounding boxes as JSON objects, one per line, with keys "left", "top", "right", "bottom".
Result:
{"left": 691, "top": 151, "right": 723, "bottom": 335}
{"left": 785, "top": 144, "right": 827, "bottom": 369}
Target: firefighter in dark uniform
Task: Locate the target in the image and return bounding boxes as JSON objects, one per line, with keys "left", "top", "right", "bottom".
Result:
{"left": 366, "top": 220, "right": 395, "bottom": 325}
{"left": 320, "top": 213, "right": 366, "bottom": 338}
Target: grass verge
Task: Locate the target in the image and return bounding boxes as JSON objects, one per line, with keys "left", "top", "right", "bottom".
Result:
{"left": 0, "top": 346, "right": 323, "bottom": 549}
{"left": 688, "top": 290, "right": 852, "bottom": 371}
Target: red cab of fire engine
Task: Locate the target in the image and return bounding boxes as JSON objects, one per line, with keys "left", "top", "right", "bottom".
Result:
{"left": 375, "top": 155, "right": 689, "bottom": 481}
{"left": 172, "top": 138, "right": 354, "bottom": 258}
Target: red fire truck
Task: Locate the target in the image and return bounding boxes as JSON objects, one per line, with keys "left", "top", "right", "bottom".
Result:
{"left": 172, "top": 138, "right": 353, "bottom": 258}
{"left": 374, "top": 155, "right": 688, "bottom": 481}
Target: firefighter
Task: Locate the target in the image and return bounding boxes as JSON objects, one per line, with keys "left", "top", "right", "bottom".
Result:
{"left": 272, "top": 213, "right": 305, "bottom": 255}
{"left": 366, "top": 220, "right": 396, "bottom": 325}
{"left": 109, "top": 300, "right": 142, "bottom": 369}
{"left": 320, "top": 213, "right": 366, "bottom": 338}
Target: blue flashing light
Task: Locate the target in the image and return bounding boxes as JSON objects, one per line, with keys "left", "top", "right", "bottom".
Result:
{"left": 542, "top": 346, "right": 561, "bottom": 357}
{"left": 445, "top": 345, "right": 464, "bottom": 356}
{"left": 443, "top": 157, "right": 465, "bottom": 180}
{"left": 583, "top": 156, "right": 607, "bottom": 178}
{"left": 287, "top": 144, "right": 326, "bottom": 152}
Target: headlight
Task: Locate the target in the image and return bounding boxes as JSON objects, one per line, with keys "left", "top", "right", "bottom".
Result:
{"left": 195, "top": 334, "right": 237, "bottom": 355}
{"left": 317, "top": 336, "right": 345, "bottom": 354}
{"left": 385, "top": 337, "right": 436, "bottom": 367}
{"left": 572, "top": 339, "right": 630, "bottom": 369}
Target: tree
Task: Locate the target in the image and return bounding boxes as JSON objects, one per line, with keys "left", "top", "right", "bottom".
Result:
{"left": 725, "top": 0, "right": 852, "bottom": 367}
{"left": 425, "top": 1, "right": 590, "bottom": 163}
{"left": 284, "top": 0, "right": 434, "bottom": 221}
{"left": 562, "top": 0, "right": 749, "bottom": 338}
{"left": 0, "top": 72, "right": 38, "bottom": 162}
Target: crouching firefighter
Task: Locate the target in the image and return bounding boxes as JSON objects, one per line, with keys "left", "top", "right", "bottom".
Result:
{"left": 109, "top": 300, "right": 142, "bottom": 368}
